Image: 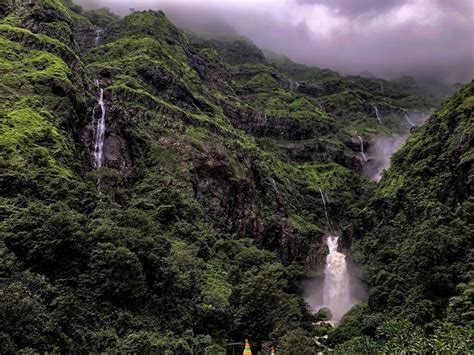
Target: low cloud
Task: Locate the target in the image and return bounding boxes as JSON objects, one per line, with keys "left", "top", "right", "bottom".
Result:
{"left": 76, "top": 0, "right": 474, "bottom": 84}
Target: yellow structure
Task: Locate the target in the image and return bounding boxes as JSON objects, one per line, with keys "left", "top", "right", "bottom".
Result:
{"left": 243, "top": 339, "right": 252, "bottom": 355}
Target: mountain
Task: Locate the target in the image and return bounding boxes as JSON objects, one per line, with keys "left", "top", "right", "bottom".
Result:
{"left": 330, "top": 80, "right": 473, "bottom": 353}
{"left": 0, "top": 0, "right": 471, "bottom": 353}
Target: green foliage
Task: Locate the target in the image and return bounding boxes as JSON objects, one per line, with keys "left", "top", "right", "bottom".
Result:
{"left": 314, "top": 307, "right": 332, "bottom": 321}
{"left": 234, "top": 263, "right": 310, "bottom": 343}
{"left": 82, "top": 7, "right": 119, "bottom": 28}
{"left": 327, "top": 303, "right": 373, "bottom": 345}
{"left": 346, "top": 82, "right": 474, "bottom": 346}
{"left": 83, "top": 242, "right": 147, "bottom": 304}
{"left": 334, "top": 320, "right": 474, "bottom": 353}
{"left": 278, "top": 328, "right": 319, "bottom": 354}
{"left": 3, "top": 202, "right": 89, "bottom": 276}
{"left": 0, "top": 272, "right": 60, "bottom": 353}
{"left": 117, "top": 331, "right": 191, "bottom": 354}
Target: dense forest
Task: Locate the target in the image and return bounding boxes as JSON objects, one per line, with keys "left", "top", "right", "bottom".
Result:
{"left": 0, "top": 0, "right": 472, "bottom": 353}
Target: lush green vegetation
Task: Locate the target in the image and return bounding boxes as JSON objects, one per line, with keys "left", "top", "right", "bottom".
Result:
{"left": 0, "top": 0, "right": 470, "bottom": 353}
{"left": 330, "top": 81, "right": 473, "bottom": 351}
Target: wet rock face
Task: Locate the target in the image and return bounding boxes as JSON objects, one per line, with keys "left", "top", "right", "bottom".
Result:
{"left": 17, "top": 1, "right": 76, "bottom": 47}
{"left": 278, "top": 141, "right": 362, "bottom": 170}
{"left": 103, "top": 133, "right": 132, "bottom": 173}
{"left": 136, "top": 62, "right": 215, "bottom": 114}
{"left": 223, "top": 105, "right": 327, "bottom": 140}
{"left": 296, "top": 83, "right": 325, "bottom": 97}
{"left": 346, "top": 137, "right": 371, "bottom": 152}
{"left": 82, "top": 85, "right": 133, "bottom": 179}
{"left": 75, "top": 27, "right": 99, "bottom": 55}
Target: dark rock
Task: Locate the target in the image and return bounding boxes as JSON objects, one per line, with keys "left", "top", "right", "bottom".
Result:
{"left": 297, "top": 83, "right": 325, "bottom": 97}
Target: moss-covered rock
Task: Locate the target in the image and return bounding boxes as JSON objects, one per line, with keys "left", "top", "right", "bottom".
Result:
{"left": 315, "top": 307, "right": 332, "bottom": 321}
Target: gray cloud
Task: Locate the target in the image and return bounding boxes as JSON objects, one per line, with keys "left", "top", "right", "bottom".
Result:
{"left": 297, "top": 0, "right": 406, "bottom": 18}
{"left": 76, "top": 0, "right": 474, "bottom": 84}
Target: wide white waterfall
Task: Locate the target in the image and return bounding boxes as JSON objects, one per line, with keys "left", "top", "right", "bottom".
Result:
{"left": 374, "top": 105, "right": 382, "bottom": 124}
{"left": 310, "top": 189, "right": 358, "bottom": 322}
{"left": 358, "top": 135, "right": 368, "bottom": 162}
{"left": 405, "top": 113, "right": 415, "bottom": 127}
{"left": 322, "top": 236, "right": 353, "bottom": 321}
{"left": 92, "top": 80, "right": 106, "bottom": 169}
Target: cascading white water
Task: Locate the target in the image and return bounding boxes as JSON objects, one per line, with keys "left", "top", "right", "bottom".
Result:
{"left": 319, "top": 188, "right": 334, "bottom": 234}
{"left": 94, "top": 29, "right": 102, "bottom": 46}
{"left": 374, "top": 105, "right": 382, "bottom": 124}
{"left": 405, "top": 113, "right": 415, "bottom": 127}
{"left": 322, "top": 235, "right": 353, "bottom": 321}
{"left": 92, "top": 80, "right": 106, "bottom": 169}
{"left": 358, "top": 135, "right": 368, "bottom": 162}
{"left": 290, "top": 79, "right": 300, "bottom": 92}
{"left": 316, "top": 190, "right": 357, "bottom": 321}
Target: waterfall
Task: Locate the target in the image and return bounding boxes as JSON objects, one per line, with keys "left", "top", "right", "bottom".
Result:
{"left": 94, "top": 29, "right": 102, "bottom": 46}
{"left": 358, "top": 136, "right": 368, "bottom": 162}
{"left": 319, "top": 188, "right": 334, "bottom": 234}
{"left": 290, "top": 79, "right": 300, "bottom": 92}
{"left": 373, "top": 106, "right": 382, "bottom": 124}
{"left": 301, "top": 189, "right": 364, "bottom": 323}
{"left": 318, "top": 190, "right": 355, "bottom": 321}
{"left": 405, "top": 113, "right": 415, "bottom": 127}
{"left": 92, "top": 80, "right": 106, "bottom": 169}
{"left": 322, "top": 236, "right": 353, "bottom": 321}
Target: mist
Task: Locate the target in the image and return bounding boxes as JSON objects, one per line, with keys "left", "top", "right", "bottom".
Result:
{"left": 363, "top": 111, "right": 430, "bottom": 180}
{"left": 364, "top": 136, "right": 407, "bottom": 181}
{"left": 302, "top": 259, "right": 367, "bottom": 316}
{"left": 76, "top": 0, "right": 473, "bottom": 84}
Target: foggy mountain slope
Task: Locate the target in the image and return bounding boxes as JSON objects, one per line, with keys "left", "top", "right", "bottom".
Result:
{"left": 330, "top": 81, "right": 474, "bottom": 351}
{"left": 75, "top": 0, "right": 474, "bottom": 85}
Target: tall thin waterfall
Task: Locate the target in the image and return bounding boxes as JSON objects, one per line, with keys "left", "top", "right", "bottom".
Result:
{"left": 94, "top": 29, "right": 102, "bottom": 46}
{"left": 405, "top": 113, "right": 415, "bottom": 127}
{"left": 358, "top": 136, "right": 368, "bottom": 162}
{"left": 374, "top": 105, "right": 382, "bottom": 124}
{"left": 290, "top": 79, "right": 300, "bottom": 92}
{"left": 322, "top": 236, "right": 353, "bottom": 320}
{"left": 319, "top": 188, "right": 334, "bottom": 234}
{"left": 92, "top": 80, "right": 106, "bottom": 169}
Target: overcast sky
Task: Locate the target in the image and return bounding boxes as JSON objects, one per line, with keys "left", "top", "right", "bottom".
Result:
{"left": 77, "top": 0, "right": 474, "bottom": 84}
